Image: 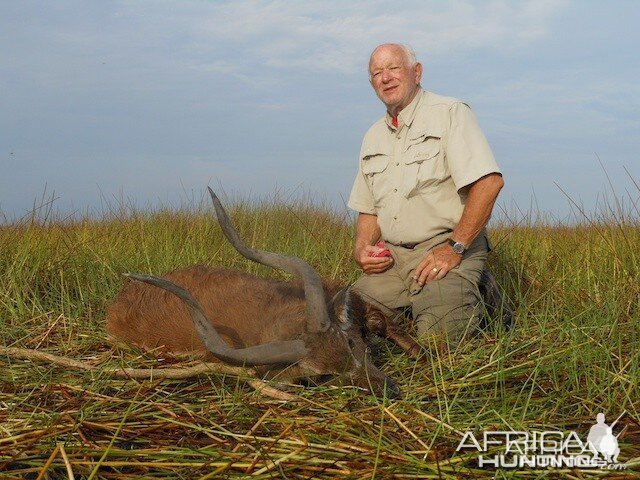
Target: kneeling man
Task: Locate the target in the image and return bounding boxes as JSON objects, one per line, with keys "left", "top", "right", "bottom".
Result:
{"left": 348, "top": 43, "right": 504, "bottom": 343}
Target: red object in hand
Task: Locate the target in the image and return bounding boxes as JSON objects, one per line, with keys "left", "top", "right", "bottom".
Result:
{"left": 369, "top": 241, "right": 391, "bottom": 258}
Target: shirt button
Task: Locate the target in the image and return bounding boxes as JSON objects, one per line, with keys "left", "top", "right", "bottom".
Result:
{"left": 395, "top": 162, "right": 399, "bottom": 166}
{"left": 393, "top": 188, "right": 398, "bottom": 193}
{"left": 393, "top": 216, "right": 397, "bottom": 220}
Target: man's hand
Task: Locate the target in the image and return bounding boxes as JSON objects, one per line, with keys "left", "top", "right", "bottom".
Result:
{"left": 412, "top": 243, "right": 461, "bottom": 285}
{"left": 353, "top": 213, "right": 393, "bottom": 275}
{"left": 356, "top": 244, "right": 394, "bottom": 274}
{"left": 410, "top": 173, "right": 504, "bottom": 286}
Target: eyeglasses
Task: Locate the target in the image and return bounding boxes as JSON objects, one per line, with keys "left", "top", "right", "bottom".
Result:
{"left": 369, "top": 64, "right": 404, "bottom": 82}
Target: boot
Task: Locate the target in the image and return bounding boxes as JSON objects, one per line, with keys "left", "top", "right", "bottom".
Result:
{"left": 478, "top": 268, "right": 514, "bottom": 330}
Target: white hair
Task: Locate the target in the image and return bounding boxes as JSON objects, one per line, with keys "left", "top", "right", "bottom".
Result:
{"left": 368, "top": 43, "right": 418, "bottom": 75}
{"left": 399, "top": 44, "right": 417, "bottom": 66}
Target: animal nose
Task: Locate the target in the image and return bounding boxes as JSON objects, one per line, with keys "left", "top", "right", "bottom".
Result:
{"left": 384, "top": 378, "right": 402, "bottom": 399}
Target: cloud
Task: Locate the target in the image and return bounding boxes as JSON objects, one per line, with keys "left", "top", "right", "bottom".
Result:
{"left": 0, "top": 0, "right": 569, "bottom": 101}
{"left": 10, "top": 0, "right": 637, "bottom": 222}
{"left": 478, "top": 76, "right": 640, "bottom": 141}
{"left": 225, "top": 1, "right": 564, "bottom": 72}
{"left": 114, "top": 0, "right": 569, "bottom": 75}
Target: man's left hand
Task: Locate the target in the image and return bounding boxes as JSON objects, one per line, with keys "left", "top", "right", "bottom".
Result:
{"left": 412, "top": 244, "right": 462, "bottom": 285}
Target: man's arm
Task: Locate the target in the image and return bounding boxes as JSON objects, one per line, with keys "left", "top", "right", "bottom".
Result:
{"left": 354, "top": 213, "right": 394, "bottom": 274}
{"left": 413, "top": 172, "right": 504, "bottom": 285}
{"left": 449, "top": 172, "right": 504, "bottom": 247}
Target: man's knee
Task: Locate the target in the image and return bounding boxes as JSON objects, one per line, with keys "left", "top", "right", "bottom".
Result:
{"left": 352, "top": 273, "right": 409, "bottom": 311}
{"left": 414, "top": 300, "right": 481, "bottom": 341}
{"left": 411, "top": 274, "right": 482, "bottom": 342}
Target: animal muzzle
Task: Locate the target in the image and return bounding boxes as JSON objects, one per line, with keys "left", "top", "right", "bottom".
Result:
{"left": 349, "top": 364, "right": 402, "bottom": 399}
{"left": 381, "top": 377, "right": 402, "bottom": 399}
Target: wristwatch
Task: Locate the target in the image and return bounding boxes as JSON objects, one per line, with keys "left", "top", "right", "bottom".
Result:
{"left": 447, "top": 238, "right": 467, "bottom": 255}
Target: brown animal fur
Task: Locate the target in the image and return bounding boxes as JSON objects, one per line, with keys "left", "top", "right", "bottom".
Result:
{"left": 106, "top": 265, "right": 420, "bottom": 395}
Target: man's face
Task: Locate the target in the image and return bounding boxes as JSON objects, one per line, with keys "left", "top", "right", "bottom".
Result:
{"left": 369, "top": 45, "right": 422, "bottom": 115}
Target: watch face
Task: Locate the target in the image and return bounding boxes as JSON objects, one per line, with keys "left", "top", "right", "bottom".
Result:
{"left": 452, "top": 242, "right": 465, "bottom": 254}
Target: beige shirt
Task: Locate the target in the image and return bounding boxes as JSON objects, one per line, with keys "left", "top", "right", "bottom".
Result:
{"left": 348, "top": 89, "right": 501, "bottom": 245}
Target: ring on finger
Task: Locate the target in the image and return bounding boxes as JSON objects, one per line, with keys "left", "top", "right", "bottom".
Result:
{"left": 432, "top": 267, "right": 439, "bottom": 274}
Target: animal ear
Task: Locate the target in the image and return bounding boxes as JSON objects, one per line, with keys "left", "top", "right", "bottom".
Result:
{"left": 328, "top": 286, "right": 352, "bottom": 328}
{"left": 360, "top": 296, "right": 389, "bottom": 336}
{"left": 352, "top": 291, "right": 423, "bottom": 358}
{"left": 339, "top": 289, "right": 395, "bottom": 334}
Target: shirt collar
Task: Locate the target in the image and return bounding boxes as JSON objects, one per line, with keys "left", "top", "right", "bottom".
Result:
{"left": 384, "top": 89, "right": 425, "bottom": 130}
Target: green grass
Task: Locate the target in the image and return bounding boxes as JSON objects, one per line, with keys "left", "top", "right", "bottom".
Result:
{"left": 1, "top": 192, "right": 639, "bottom": 479}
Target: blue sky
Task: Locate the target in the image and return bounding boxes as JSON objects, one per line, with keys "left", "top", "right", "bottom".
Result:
{"left": 1, "top": 1, "right": 639, "bottom": 222}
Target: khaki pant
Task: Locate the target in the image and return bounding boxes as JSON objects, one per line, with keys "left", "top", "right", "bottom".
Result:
{"left": 353, "top": 231, "right": 489, "bottom": 343}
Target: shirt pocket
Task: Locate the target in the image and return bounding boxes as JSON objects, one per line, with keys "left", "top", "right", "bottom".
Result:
{"left": 361, "top": 152, "right": 391, "bottom": 206}
{"left": 402, "top": 136, "right": 445, "bottom": 197}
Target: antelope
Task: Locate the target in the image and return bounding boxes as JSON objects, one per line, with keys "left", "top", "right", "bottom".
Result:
{"left": 106, "top": 188, "right": 422, "bottom": 398}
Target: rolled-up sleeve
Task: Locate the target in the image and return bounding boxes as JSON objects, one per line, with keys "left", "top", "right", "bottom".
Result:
{"left": 445, "top": 102, "right": 501, "bottom": 190}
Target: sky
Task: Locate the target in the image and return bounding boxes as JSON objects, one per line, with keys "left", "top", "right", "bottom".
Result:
{"left": 1, "top": 0, "right": 639, "bottom": 223}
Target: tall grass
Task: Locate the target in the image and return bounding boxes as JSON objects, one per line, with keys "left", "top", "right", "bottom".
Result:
{"left": 1, "top": 190, "right": 639, "bottom": 479}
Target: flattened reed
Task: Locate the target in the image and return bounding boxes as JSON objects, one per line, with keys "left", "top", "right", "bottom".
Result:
{"left": 1, "top": 192, "right": 639, "bottom": 478}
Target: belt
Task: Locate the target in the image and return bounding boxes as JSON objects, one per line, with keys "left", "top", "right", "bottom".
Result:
{"left": 389, "top": 241, "right": 419, "bottom": 249}
{"left": 388, "top": 230, "right": 454, "bottom": 251}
